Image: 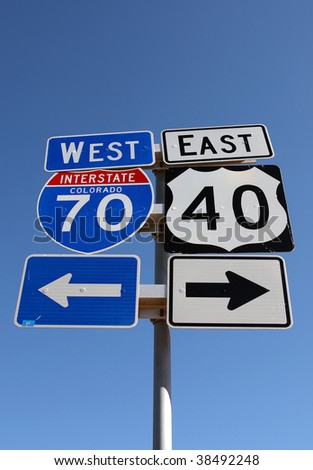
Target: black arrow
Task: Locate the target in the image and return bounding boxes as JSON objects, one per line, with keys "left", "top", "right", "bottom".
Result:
{"left": 185, "top": 271, "right": 269, "bottom": 311}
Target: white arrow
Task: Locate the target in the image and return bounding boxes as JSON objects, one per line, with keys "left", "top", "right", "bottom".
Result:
{"left": 38, "top": 273, "right": 122, "bottom": 308}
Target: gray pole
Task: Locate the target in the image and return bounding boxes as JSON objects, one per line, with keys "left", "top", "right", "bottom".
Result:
{"left": 152, "top": 169, "right": 172, "bottom": 450}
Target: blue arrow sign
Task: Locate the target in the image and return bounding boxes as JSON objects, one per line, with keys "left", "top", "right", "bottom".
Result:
{"left": 37, "top": 168, "right": 154, "bottom": 254}
{"left": 15, "top": 255, "right": 140, "bottom": 328}
{"left": 45, "top": 130, "right": 155, "bottom": 172}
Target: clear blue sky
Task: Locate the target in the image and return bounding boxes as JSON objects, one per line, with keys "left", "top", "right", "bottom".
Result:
{"left": 1, "top": 0, "right": 312, "bottom": 450}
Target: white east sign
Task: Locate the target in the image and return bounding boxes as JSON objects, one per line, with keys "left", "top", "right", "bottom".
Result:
{"left": 162, "top": 124, "right": 274, "bottom": 165}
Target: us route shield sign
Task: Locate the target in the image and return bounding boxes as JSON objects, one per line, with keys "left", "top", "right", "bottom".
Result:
{"left": 165, "top": 165, "right": 294, "bottom": 253}
{"left": 167, "top": 255, "right": 292, "bottom": 329}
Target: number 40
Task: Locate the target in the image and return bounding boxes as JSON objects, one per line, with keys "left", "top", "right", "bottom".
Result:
{"left": 181, "top": 185, "right": 270, "bottom": 230}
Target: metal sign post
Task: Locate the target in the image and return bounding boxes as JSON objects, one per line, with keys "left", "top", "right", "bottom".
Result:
{"left": 152, "top": 169, "right": 172, "bottom": 450}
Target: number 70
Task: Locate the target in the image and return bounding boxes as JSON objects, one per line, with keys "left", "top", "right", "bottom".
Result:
{"left": 56, "top": 194, "right": 133, "bottom": 232}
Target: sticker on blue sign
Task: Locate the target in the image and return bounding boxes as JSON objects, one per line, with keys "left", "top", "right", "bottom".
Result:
{"left": 15, "top": 255, "right": 140, "bottom": 328}
{"left": 37, "top": 168, "right": 154, "bottom": 254}
{"left": 44, "top": 130, "right": 155, "bottom": 172}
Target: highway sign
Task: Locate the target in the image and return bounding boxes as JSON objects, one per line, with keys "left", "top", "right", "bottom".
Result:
{"left": 37, "top": 168, "right": 154, "bottom": 253}
{"left": 15, "top": 255, "right": 140, "bottom": 328}
{"left": 165, "top": 165, "right": 294, "bottom": 253}
{"left": 45, "top": 130, "right": 155, "bottom": 172}
{"left": 162, "top": 124, "right": 273, "bottom": 165}
{"left": 167, "top": 256, "right": 292, "bottom": 329}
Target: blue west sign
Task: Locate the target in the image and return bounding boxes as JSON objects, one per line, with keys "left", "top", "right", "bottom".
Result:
{"left": 37, "top": 168, "right": 154, "bottom": 254}
{"left": 15, "top": 255, "right": 140, "bottom": 328}
{"left": 45, "top": 130, "right": 155, "bottom": 172}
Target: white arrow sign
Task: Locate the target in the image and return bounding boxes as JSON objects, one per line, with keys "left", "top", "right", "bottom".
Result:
{"left": 38, "top": 273, "right": 122, "bottom": 308}
{"left": 167, "top": 255, "right": 292, "bottom": 329}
